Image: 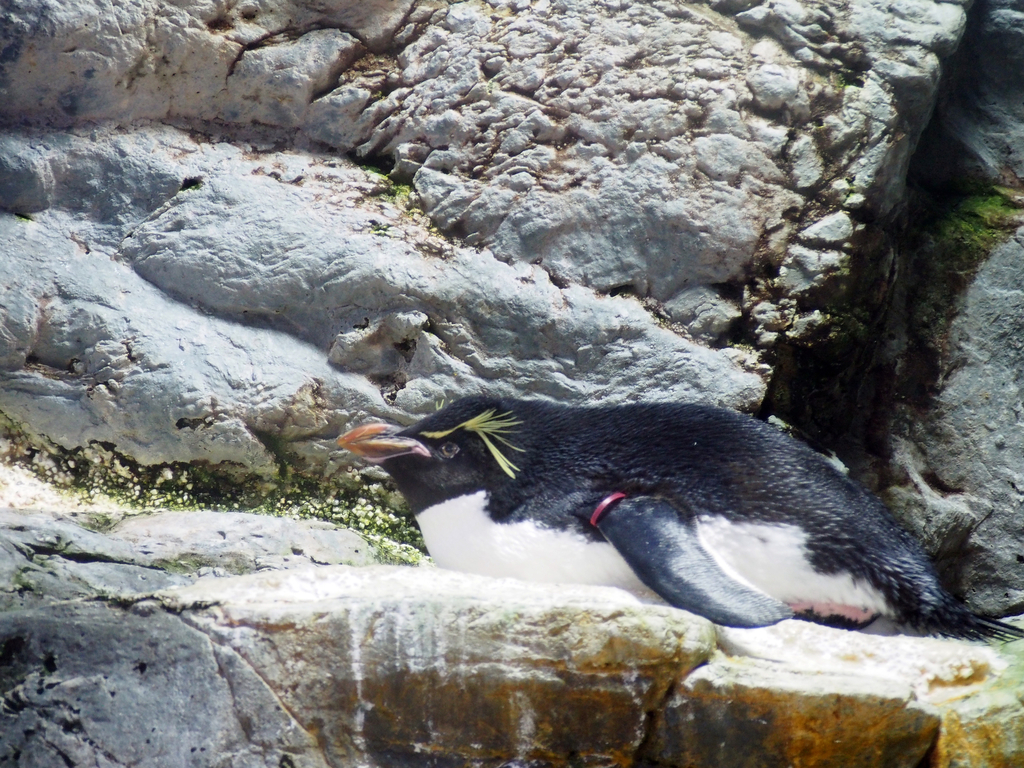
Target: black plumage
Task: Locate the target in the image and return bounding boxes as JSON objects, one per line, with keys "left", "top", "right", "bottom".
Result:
{"left": 338, "top": 396, "right": 1023, "bottom": 642}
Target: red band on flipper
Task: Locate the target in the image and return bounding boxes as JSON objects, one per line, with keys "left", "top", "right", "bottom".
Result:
{"left": 590, "top": 492, "right": 627, "bottom": 527}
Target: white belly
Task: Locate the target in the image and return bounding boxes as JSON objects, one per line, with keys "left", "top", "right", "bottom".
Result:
{"left": 696, "top": 517, "right": 892, "bottom": 620}
{"left": 415, "top": 491, "right": 649, "bottom": 593}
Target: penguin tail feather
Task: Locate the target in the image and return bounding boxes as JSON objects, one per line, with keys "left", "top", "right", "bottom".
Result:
{"left": 924, "top": 598, "right": 1024, "bottom": 642}
{"left": 949, "top": 614, "right": 1024, "bottom": 643}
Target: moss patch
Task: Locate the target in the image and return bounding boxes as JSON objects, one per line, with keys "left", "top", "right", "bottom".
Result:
{"left": 929, "top": 186, "right": 1021, "bottom": 278}
{"left": 901, "top": 183, "right": 1023, "bottom": 405}
{"left": 0, "top": 411, "right": 426, "bottom": 565}
{"left": 753, "top": 182, "right": 1023, "bottom": 469}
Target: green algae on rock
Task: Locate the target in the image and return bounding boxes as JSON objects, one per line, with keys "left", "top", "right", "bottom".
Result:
{"left": 0, "top": 411, "right": 425, "bottom": 564}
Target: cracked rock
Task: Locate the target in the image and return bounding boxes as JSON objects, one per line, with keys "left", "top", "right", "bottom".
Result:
{"left": 0, "top": 0, "right": 976, "bottom": 474}
{"left": 1, "top": 0, "right": 964, "bottom": 324}
{"left": 0, "top": 126, "right": 764, "bottom": 473}
{"left": 778, "top": 245, "right": 848, "bottom": 296}
{"left": 221, "top": 29, "right": 363, "bottom": 128}
{"left": 0, "top": 602, "right": 331, "bottom": 768}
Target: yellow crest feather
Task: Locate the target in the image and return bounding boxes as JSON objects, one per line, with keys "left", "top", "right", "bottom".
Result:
{"left": 422, "top": 409, "right": 524, "bottom": 478}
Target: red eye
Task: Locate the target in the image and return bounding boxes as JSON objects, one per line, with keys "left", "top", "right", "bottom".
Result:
{"left": 439, "top": 442, "right": 460, "bottom": 459}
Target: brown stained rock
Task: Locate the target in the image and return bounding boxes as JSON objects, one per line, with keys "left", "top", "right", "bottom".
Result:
{"left": 167, "top": 564, "right": 715, "bottom": 766}
{"left": 933, "top": 705, "right": 1024, "bottom": 768}
{"left": 929, "top": 638, "right": 1024, "bottom": 768}
{"left": 645, "top": 656, "right": 940, "bottom": 768}
{"left": 5, "top": 543, "right": 1023, "bottom": 768}
{"left": 156, "top": 567, "right": 1024, "bottom": 768}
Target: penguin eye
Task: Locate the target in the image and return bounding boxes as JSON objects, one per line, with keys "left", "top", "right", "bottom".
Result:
{"left": 438, "top": 442, "right": 460, "bottom": 459}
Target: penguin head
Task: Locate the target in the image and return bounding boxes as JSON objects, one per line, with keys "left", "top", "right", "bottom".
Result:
{"left": 337, "top": 397, "right": 525, "bottom": 512}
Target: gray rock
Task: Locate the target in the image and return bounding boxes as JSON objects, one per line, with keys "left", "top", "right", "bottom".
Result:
{"left": 777, "top": 244, "right": 848, "bottom": 297}
{"left": 0, "top": 125, "right": 765, "bottom": 475}
{"left": 345, "top": 1, "right": 869, "bottom": 303}
{"left": 0, "top": 136, "right": 53, "bottom": 214}
{"left": 219, "top": 29, "right": 363, "bottom": 129}
{"left": 303, "top": 86, "right": 383, "bottom": 151}
{"left": 746, "top": 63, "right": 806, "bottom": 112}
{"left": 912, "top": 0, "right": 1024, "bottom": 186}
{"left": 788, "top": 133, "right": 825, "bottom": 190}
{"left": 0, "top": 0, "right": 412, "bottom": 125}
{"left": 663, "top": 286, "right": 743, "bottom": 344}
{"left": 799, "top": 211, "right": 855, "bottom": 246}
{"left": 0, "top": 602, "right": 330, "bottom": 768}
{"left": 0, "top": 0, "right": 975, "bottom": 477}
{"left": 0, "top": 509, "right": 191, "bottom": 611}
{"left": 0, "top": 507, "right": 373, "bottom": 611}
{"left": 111, "top": 509, "right": 374, "bottom": 572}
{"left": 0, "top": 198, "right": 383, "bottom": 473}
{"left": 887, "top": 227, "right": 1024, "bottom": 615}
{"left": 0, "top": 0, "right": 971, "bottom": 320}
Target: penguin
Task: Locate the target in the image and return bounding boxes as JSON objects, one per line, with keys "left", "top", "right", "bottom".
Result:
{"left": 337, "top": 396, "right": 1023, "bottom": 641}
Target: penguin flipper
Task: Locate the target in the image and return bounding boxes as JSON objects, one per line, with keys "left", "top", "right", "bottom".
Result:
{"left": 594, "top": 496, "right": 794, "bottom": 628}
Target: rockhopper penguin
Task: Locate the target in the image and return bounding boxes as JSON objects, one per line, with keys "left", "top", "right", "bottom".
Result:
{"left": 338, "top": 396, "right": 1023, "bottom": 641}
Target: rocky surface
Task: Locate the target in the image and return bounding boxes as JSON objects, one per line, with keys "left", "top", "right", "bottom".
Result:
{"left": 848, "top": 0, "right": 1024, "bottom": 620}
{"left": 168, "top": 567, "right": 712, "bottom": 767}
{"left": 0, "top": 506, "right": 372, "bottom": 611}
{"left": 1, "top": 510, "right": 1022, "bottom": 768}
{"left": 912, "top": 0, "right": 1024, "bottom": 188}
{"left": 0, "top": 0, "right": 974, "bottom": 472}
{"left": 880, "top": 225, "right": 1024, "bottom": 617}
{"left": 842, "top": 0, "right": 1024, "bottom": 617}
{"left": 0, "top": 124, "right": 764, "bottom": 479}
{"left": 4, "top": 0, "right": 1024, "bottom": 760}
{"left": 5, "top": 0, "right": 1018, "bottom": 616}
{"left": 1, "top": 602, "right": 333, "bottom": 768}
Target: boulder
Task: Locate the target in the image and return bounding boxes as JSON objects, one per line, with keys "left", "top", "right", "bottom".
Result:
{"left": 0, "top": 125, "right": 764, "bottom": 476}
{"left": 2, "top": 550, "right": 1023, "bottom": 767}
{"left": 0, "top": 601, "right": 332, "bottom": 768}
{"left": 912, "top": 0, "right": 1024, "bottom": 187}
{"left": 883, "top": 227, "right": 1024, "bottom": 616}
{"left": 0, "top": 0, "right": 975, "bottom": 474}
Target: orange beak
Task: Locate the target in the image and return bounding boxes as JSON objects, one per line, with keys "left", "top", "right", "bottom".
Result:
{"left": 337, "top": 422, "right": 431, "bottom": 462}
